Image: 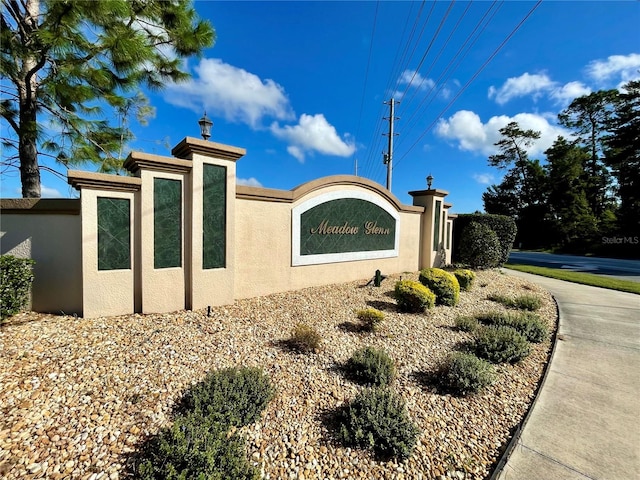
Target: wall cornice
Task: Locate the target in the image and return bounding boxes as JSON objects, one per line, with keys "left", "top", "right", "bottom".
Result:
{"left": 0, "top": 198, "right": 81, "bottom": 214}
{"left": 68, "top": 170, "right": 142, "bottom": 192}
{"left": 237, "top": 175, "right": 423, "bottom": 213}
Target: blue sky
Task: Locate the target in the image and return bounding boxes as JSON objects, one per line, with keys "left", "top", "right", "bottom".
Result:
{"left": 2, "top": 1, "right": 639, "bottom": 214}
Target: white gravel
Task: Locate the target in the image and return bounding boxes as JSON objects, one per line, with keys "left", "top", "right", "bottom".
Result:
{"left": 0, "top": 269, "right": 556, "bottom": 480}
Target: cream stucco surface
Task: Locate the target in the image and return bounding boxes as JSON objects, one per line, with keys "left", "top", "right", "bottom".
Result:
{"left": 188, "top": 154, "right": 237, "bottom": 310}
{"left": 139, "top": 170, "right": 186, "bottom": 314}
{"left": 1, "top": 212, "right": 82, "bottom": 314}
{"left": 233, "top": 184, "right": 422, "bottom": 299}
{"left": 80, "top": 189, "right": 136, "bottom": 318}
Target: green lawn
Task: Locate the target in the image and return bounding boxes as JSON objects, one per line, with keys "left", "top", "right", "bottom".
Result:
{"left": 504, "top": 263, "right": 640, "bottom": 295}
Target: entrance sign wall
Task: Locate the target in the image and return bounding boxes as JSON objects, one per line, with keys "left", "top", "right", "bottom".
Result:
{"left": 0, "top": 137, "right": 456, "bottom": 318}
{"left": 292, "top": 190, "right": 399, "bottom": 266}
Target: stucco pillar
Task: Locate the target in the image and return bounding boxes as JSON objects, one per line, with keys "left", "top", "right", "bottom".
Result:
{"left": 68, "top": 171, "right": 142, "bottom": 318}
{"left": 171, "top": 137, "right": 245, "bottom": 311}
{"left": 409, "top": 188, "right": 449, "bottom": 269}
{"left": 123, "top": 152, "right": 192, "bottom": 314}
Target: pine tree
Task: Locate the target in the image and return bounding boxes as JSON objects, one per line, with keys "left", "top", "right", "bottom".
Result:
{"left": 1, "top": 0, "right": 214, "bottom": 197}
{"left": 604, "top": 80, "right": 640, "bottom": 236}
{"left": 544, "top": 137, "right": 597, "bottom": 248}
{"left": 558, "top": 90, "right": 618, "bottom": 219}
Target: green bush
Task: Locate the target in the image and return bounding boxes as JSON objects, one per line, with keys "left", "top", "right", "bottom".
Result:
{"left": 473, "top": 326, "right": 530, "bottom": 364}
{"left": 441, "top": 352, "right": 496, "bottom": 395}
{"left": 178, "top": 367, "right": 275, "bottom": 428}
{"left": 394, "top": 280, "right": 436, "bottom": 313}
{"left": 458, "top": 222, "right": 502, "bottom": 269}
{"left": 455, "top": 315, "right": 479, "bottom": 333}
{"left": 356, "top": 308, "right": 385, "bottom": 332}
{"left": 476, "top": 311, "right": 547, "bottom": 343}
{"left": 346, "top": 346, "right": 396, "bottom": 386}
{"left": 453, "top": 269, "right": 475, "bottom": 291}
{"left": 418, "top": 268, "right": 460, "bottom": 306}
{"left": 337, "top": 388, "right": 419, "bottom": 461}
{"left": 289, "top": 323, "right": 322, "bottom": 352}
{"left": 0, "top": 255, "right": 35, "bottom": 321}
{"left": 137, "top": 413, "right": 259, "bottom": 480}
{"left": 453, "top": 214, "right": 517, "bottom": 265}
{"left": 487, "top": 293, "right": 542, "bottom": 311}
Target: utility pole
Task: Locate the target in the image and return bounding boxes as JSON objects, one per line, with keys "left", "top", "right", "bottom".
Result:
{"left": 383, "top": 98, "right": 399, "bottom": 191}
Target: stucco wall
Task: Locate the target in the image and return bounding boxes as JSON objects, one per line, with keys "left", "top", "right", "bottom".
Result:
{"left": 0, "top": 200, "right": 82, "bottom": 314}
{"left": 234, "top": 183, "right": 422, "bottom": 299}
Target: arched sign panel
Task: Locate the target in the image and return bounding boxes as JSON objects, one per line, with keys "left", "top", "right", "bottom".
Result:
{"left": 292, "top": 190, "right": 400, "bottom": 266}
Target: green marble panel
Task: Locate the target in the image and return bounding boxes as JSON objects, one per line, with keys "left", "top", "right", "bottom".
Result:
{"left": 97, "top": 197, "right": 131, "bottom": 270}
{"left": 154, "top": 178, "right": 182, "bottom": 269}
{"left": 433, "top": 200, "right": 442, "bottom": 251}
{"left": 203, "top": 164, "right": 226, "bottom": 269}
{"left": 446, "top": 221, "right": 451, "bottom": 250}
{"left": 300, "top": 198, "right": 396, "bottom": 255}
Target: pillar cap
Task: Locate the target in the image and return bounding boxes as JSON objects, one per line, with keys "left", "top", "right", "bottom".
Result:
{"left": 408, "top": 188, "right": 449, "bottom": 198}
{"left": 171, "top": 136, "right": 246, "bottom": 161}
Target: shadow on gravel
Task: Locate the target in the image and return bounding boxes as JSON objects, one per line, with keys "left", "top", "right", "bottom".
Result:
{"left": 410, "top": 370, "right": 442, "bottom": 393}
{"left": 337, "top": 321, "right": 367, "bottom": 333}
{"left": 270, "top": 339, "right": 322, "bottom": 355}
{"left": 316, "top": 405, "right": 350, "bottom": 451}
{"left": 365, "top": 299, "right": 397, "bottom": 312}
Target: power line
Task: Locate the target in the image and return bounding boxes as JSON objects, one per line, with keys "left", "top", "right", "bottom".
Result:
{"left": 395, "top": 0, "right": 501, "bottom": 152}
{"left": 351, "top": 0, "right": 380, "bottom": 175}
{"left": 361, "top": 1, "right": 431, "bottom": 181}
{"left": 397, "top": 0, "right": 457, "bottom": 104}
{"left": 393, "top": 0, "right": 543, "bottom": 170}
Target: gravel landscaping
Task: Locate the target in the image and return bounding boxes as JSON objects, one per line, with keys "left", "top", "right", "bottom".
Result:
{"left": 0, "top": 269, "right": 557, "bottom": 480}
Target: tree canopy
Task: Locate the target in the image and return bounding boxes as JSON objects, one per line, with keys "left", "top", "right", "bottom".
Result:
{"left": 483, "top": 81, "right": 639, "bottom": 256}
{"left": 1, "top": 0, "right": 214, "bottom": 197}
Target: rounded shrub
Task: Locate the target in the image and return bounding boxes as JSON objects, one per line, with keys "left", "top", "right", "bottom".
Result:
{"left": 455, "top": 315, "right": 479, "bottom": 333}
{"left": 459, "top": 222, "right": 502, "bottom": 269}
{"left": 346, "top": 346, "right": 396, "bottom": 386}
{"left": 394, "top": 280, "right": 436, "bottom": 313}
{"left": 418, "top": 268, "right": 460, "bottom": 306}
{"left": 356, "top": 307, "right": 385, "bottom": 332}
{"left": 487, "top": 293, "right": 542, "bottom": 311}
{"left": 476, "top": 311, "right": 547, "bottom": 343}
{"left": 178, "top": 367, "right": 275, "bottom": 428}
{"left": 137, "top": 412, "right": 259, "bottom": 480}
{"left": 453, "top": 269, "right": 476, "bottom": 291}
{"left": 337, "top": 388, "right": 419, "bottom": 461}
{"left": 441, "top": 352, "right": 496, "bottom": 395}
{"left": 0, "top": 255, "right": 35, "bottom": 321}
{"left": 473, "top": 326, "right": 530, "bottom": 364}
{"left": 289, "top": 323, "right": 322, "bottom": 352}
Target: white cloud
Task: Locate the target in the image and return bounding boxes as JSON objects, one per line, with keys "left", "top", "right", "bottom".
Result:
{"left": 488, "top": 73, "right": 555, "bottom": 105}
{"left": 550, "top": 81, "right": 592, "bottom": 104}
{"left": 472, "top": 173, "right": 495, "bottom": 185}
{"left": 399, "top": 69, "right": 435, "bottom": 91}
{"left": 237, "top": 177, "right": 263, "bottom": 188}
{"left": 14, "top": 185, "right": 63, "bottom": 198}
{"left": 586, "top": 53, "right": 640, "bottom": 84}
{"left": 41, "top": 185, "right": 63, "bottom": 198}
{"left": 164, "top": 58, "right": 295, "bottom": 128}
{"left": 436, "top": 110, "right": 570, "bottom": 157}
{"left": 270, "top": 114, "right": 356, "bottom": 162}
